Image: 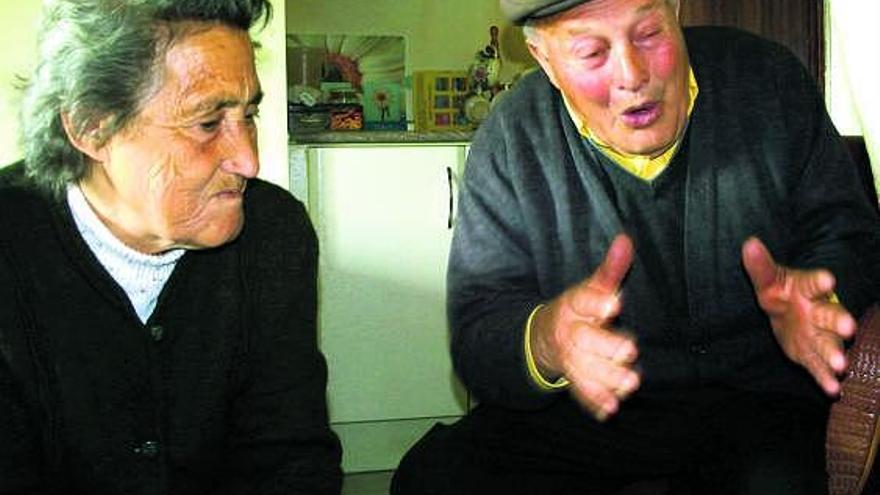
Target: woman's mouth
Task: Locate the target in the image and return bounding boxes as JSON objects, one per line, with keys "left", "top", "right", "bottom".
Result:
{"left": 620, "top": 102, "right": 661, "bottom": 129}
{"left": 213, "top": 180, "right": 246, "bottom": 200}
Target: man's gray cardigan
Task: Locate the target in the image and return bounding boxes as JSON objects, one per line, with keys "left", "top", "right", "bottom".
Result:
{"left": 448, "top": 26, "right": 880, "bottom": 411}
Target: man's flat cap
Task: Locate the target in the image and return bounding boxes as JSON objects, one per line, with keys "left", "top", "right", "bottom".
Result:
{"left": 500, "top": 0, "right": 592, "bottom": 25}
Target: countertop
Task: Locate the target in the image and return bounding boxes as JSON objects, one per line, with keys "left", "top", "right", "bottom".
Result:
{"left": 289, "top": 130, "right": 474, "bottom": 145}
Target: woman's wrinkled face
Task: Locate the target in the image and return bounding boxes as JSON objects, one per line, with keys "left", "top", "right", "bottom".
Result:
{"left": 529, "top": 0, "right": 690, "bottom": 156}
{"left": 84, "top": 23, "right": 262, "bottom": 253}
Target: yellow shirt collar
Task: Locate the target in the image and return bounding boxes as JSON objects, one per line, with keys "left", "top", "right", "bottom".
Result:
{"left": 563, "top": 68, "right": 699, "bottom": 181}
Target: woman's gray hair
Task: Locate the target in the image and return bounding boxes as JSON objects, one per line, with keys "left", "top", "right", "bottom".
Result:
{"left": 20, "top": 0, "right": 272, "bottom": 197}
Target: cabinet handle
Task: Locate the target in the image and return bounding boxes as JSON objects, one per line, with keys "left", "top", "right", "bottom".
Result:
{"left": 447, "top": 166, "right": 454, "bottom": 229}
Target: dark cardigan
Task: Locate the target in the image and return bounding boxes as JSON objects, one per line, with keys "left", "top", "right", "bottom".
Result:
{"left": 0, "top": 164, "right": 342, "bottom": 494}
{"left": 448, "top": 26, "right": 880, "bottom": 411}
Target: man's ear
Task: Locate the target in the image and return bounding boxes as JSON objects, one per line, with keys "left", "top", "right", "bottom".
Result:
{"left": 60, "top": 112, "right": 109, "bottom": 163}
{"left": 526, "top": 38, "right": 560, "bottom": 89}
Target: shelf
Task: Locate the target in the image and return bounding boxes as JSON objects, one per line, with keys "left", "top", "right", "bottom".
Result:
{"left": 289, "top": 130, "right": 473, "bottom": 146}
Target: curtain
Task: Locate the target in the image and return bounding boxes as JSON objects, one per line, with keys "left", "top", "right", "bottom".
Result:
{"left": 827, "top": 0, "right": 880, "bottom": 199}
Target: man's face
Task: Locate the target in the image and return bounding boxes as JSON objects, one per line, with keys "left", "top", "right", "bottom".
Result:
{"left": 84, "top": 23, "right": 262, "bottom": 252}
{"left": 529, "top": 0, "right": 690, "bottom": 156}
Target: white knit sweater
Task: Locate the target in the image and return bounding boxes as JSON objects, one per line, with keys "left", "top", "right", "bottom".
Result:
{"left": 66, "top": 185, "right": 184, "bottom": 323}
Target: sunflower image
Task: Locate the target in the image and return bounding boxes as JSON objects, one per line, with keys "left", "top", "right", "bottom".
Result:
{"left": 373, "top": 90, "right": 390, "bottom": 121}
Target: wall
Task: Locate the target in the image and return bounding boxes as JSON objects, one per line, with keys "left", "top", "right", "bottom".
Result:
{"left": 0, "top": 2, "right": 289, "bottom": 190}
{"left": 0, "top": 2, "right": 41, "bottom": 167}
{"left": 286, "top": 0, "right": 533, "bottom": 83}
{"left": 254, "top": 1, "right": 289, "bottom": 188}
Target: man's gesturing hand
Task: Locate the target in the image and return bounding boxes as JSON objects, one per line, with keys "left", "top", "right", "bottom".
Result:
{"left": 742, "top": 237, "right": 857, "bottom": 396}
{"left": 530, "top": 234, "right": 641, "bottom": 421}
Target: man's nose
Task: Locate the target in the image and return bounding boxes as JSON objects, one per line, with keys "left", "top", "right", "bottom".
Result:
{"left": 219, "top": 120, "right": 260, "bottom": 178}
{"left": 613, "top": 44, "right": 649, "bottom": 92}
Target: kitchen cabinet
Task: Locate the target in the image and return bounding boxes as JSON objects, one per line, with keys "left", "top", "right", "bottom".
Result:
{"left": 292, "top": 143, "right": 470, "bottom": 472}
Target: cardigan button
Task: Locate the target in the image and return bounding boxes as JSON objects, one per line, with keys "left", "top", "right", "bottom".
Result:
{"left": 149, "top": 325, "right": 164, "bottom": 342}
{"left": 689, "top": 343, "right": 709, "bottom": 355}
{"left": 133, "top": 440, "right": 161, "bottom": 458}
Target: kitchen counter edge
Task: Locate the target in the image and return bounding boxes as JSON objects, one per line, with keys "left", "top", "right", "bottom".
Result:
{"left": 290, "top": 130, "right": 474, "bottom": 145}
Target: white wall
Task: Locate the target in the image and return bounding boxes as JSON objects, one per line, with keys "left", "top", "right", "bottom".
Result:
{"left": 0, "top": 2, "right": 41, "bottom": 167}
{"left": 285, "top": 0, "right": 533, "bottom": 83}
{"left": 253, "top": 1, "right": 289, "bottom": 189}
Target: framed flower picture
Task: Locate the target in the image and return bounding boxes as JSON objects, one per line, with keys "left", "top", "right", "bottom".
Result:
{"left": 286, "top": 33, "right": 407, "bottom": 129}
{"left": 362, "top": 81, "right": 404, "bottom": 130}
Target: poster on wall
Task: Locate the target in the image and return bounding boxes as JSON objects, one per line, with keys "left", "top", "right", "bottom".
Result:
{"left": 286, "top": 33, "right": 407, "bottom": 130}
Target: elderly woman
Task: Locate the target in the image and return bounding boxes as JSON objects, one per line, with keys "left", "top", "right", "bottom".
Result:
{"left": 0, "top": 1, "right": 341, "bottom": 493}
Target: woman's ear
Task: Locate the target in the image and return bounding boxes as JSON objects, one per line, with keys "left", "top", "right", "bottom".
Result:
{"left": 60, "top": 112, "right": 108, "bottom": 163}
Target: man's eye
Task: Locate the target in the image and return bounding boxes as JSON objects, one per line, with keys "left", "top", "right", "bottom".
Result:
{"left": 577, "top": 49, "right": 605, "bottom": 61}
{"left": 637, "top": 29, "right": 661, "bottom": 43}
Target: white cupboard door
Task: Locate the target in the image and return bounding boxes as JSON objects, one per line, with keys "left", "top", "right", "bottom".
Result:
{"left": 308, "top": 146, "right": 468, "bottom": 426}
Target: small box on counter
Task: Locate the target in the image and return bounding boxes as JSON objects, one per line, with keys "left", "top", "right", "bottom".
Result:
{"left": 412, "top": 70, "right": 471, "bottom": 132}
{"left": 328, "top": 105, "right": 364, "bottom": 130}
{"left": 288, "top": 103, "right": 330, "bottom": 133}
{"left": 289, "top": 102, "right": 365, "bottom": 133}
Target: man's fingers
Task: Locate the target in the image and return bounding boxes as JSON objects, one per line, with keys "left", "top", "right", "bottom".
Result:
{"left": 565, "top": 347, "right": 640, "bottom": 394}
{"left": 546, "top": 235, "right": 638, "bottom": 423}
{"left": 569, "top": 324, "right": 638, "bottom": 364}
{"left": 565, "top": 364, "right": 623, "bottom": 422}
{"left": 588, "top": 234, "right": 634, "bottom": 295}
{"left": 741, "top": 237, "right": 780, "bottom": 292}
{"left": 741, "top": 238, "right": 857, "bottom": 398}
{"left": 791, "top": 327, "right": 844, "bottom": 396}
{"left": 561, "top": 331, "right": 641, "bottom": 421}
{"left": 559, "top": 324, "right": 641, "bottom": 421}
{"left": 568, "top": 289, "right": 622, "bottom": 322}
{"left": 594, "top": 358, "right": 641, "bottom": 397}
{"left": 802, "top": 351, "right": 842, "bottom": 396}
{"left": 568, "top": 234, "right": 633, "bottom": 320}
{"left": 811, "top": 301, "right": 857, "bottom": 340}
{"left": 812, "top": 329, "right": 847, "bottom": 374}
{"left": 798, "top": 269, "right": 837, "bottom": 301}
{"left": 571, "top": 389, "right": 618, "bottom": 422}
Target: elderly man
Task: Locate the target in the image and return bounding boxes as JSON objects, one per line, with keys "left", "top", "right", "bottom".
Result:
{"left": 0, "top": 1, "right": 341, "bottom": 493}
{"left": 393, "top": 0, "right": 880, "bottom": 494}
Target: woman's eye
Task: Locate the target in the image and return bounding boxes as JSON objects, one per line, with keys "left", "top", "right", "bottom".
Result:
{"left": 199, "top": 120, "right": 221, "bottom": 132}
{"left": 245, "top": 108, "right": 260, "bottom": 124}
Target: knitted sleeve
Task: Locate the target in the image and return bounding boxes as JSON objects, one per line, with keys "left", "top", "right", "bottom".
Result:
{"left": 0, "top": 217, "right": 59, "bottom": 495}
{"left": 214, "top": 181, "right": 342, "bottom": 495}
{"left": 447, "top": 110, "right": 565, "bottom": 410}
{"left": 769, "top": 39, "right": 880, "bottom": 316}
